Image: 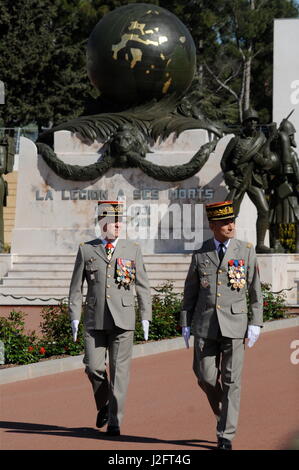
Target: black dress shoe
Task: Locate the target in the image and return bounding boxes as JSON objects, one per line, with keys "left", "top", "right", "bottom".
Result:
{"left": 96, "top": 404, "right": 109, "bottom": 428}
{"left": 106, "top": 425, "right": 121, "bottom": 436}
{"left": 217, "top": 437, "right": 232, "bottom": 450}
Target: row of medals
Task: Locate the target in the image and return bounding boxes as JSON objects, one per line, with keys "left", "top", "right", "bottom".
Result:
{"left": 116, "top": 260, "right": 136, "bottom": 286}
{"left": 201, "top": 260, "right": 246, "bottom": 290}
{"left": 228, "top": 262, "right": 246, "bottom": 289}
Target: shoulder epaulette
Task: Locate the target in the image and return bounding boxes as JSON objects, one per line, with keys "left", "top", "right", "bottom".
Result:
{"left": 246, "top": 242, "right": 252, "bottom": 248}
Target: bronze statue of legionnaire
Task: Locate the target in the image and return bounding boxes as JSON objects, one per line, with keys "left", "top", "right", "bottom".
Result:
{"left": 267, "top": 119, "right": 299, "bottom": 252}
{"left": 221, "top": 108, "right": 273, "bottom": 253}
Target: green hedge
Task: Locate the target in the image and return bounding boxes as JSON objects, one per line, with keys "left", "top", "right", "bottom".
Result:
{"left": 0, "top": 282, "right": 289, "bottom": 366}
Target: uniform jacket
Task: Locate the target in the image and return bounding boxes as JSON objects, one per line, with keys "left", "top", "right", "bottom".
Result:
{"left": 69, "top": 238, "right": 152, "bottom": 330}
{"left": 181, "top": 238, "right": 263, "bottom": 339}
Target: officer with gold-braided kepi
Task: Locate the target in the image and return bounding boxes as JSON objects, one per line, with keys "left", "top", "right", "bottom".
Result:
{"left": 181, "top": 201, "right": 263, "bottom": 450}
{"left": 68, "top": 201, "right": 152, "bottom": 436}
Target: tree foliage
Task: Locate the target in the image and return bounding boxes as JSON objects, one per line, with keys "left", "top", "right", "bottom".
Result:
{"left": 0, "top": 0, "right": 95, "bottom": 129}
{"left": 173, "top": 0, "right": 299, "bottom": 124}
{"left": 0, "top": 0, "right": 298, "bottom": 129}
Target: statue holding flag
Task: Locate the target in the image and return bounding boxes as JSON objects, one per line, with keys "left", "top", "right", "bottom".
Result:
{"left": 266, "top": 115, "right": 299, "bottom": 252}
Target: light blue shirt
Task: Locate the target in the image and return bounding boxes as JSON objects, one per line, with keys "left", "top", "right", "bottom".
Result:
{"left": 214, "top": 238, "right": 231, "bottom": 254}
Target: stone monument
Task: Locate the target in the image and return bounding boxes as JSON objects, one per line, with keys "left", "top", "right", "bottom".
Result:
{"left": 31, "top": 3, "right": 230, "bottom": 254}
{"left": 1, "top": 8, "right": 297, "bottom": 309}
{"left": 11, "top": 3, "right": 258, "bottom": 256}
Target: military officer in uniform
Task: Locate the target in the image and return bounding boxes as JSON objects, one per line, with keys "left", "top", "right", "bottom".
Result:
{"left": 181, "top": 201, "right": 263, "bottom": 450}
{"left": 69, "top": 201, "right": 152, "bottom": 436}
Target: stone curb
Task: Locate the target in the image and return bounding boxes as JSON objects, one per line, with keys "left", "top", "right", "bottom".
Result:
{"left": 1, "top": 317, "right": 298, "bottom": 385}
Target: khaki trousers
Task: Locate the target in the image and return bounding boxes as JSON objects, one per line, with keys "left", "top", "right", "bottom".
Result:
{"left": 193, "top": 335, "right": 245, "bottom": 441}
{"left": 84, "top": 327, "right": 134, "bottom": 427}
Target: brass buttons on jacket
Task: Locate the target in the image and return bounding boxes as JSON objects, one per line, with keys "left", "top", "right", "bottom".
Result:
{"left": 107, "top": 295, "right": 111, "bottom": 299}
{"left": 217, "top": 293, "right": 221, "bottom": 297}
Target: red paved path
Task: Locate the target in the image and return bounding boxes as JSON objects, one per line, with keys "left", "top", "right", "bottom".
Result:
{"left": 1, "top": 327, "right": 299, "bottom": 450}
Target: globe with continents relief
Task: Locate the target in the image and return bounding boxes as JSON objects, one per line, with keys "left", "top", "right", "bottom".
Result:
{"left": 86, "top": 3, "right": 196, "bottom": 108}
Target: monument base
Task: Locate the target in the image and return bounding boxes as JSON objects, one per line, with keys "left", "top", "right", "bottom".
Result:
{"left": 258, "top": 253, "right": 299, "bottom": 306}
{"left": 11, "top": 129, "right": 260, "bottom": 255}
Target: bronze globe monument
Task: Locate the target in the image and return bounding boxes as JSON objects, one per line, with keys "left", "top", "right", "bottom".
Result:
{"left": 86, "top": 3, "right": 197, "bottom": 108}
{"left": 37, "top": 3, "right": 222, "bottom": 182}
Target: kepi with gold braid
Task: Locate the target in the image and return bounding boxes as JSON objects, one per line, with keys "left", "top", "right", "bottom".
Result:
{"left": 97, "top": 200, "right": 125, "bottom": 219}
{"left": 206, "top": 200, "right": 235, "bottom": 221}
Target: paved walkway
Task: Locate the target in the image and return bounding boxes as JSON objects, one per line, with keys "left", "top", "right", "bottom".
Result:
{"left": 1, "top": 327, "right": 299, "bottom": 450}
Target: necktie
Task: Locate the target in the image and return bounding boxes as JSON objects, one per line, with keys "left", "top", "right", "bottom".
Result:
{"left": 218, "top": 243, "right": 225, "bottom": 263}
{"left": 105, "top": 242, "right": 114, "bottom": 260}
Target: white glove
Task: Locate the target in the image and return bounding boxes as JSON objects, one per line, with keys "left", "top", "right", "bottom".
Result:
{"left": 247, "top": 325, "right": 261, "bottom": 348}
{"left": 182, "top": 326, "right": 191, "bottom": 349}
{"left": 142, "top": 320, "right": 149, "bottom": 341}
{"left": 71, "top": 320, "right": 79, "bottom": 342}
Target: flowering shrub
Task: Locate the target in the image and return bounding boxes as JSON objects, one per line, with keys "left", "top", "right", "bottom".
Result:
{"left": 0, "top": 311, "right": 43, "bottom": 364}
{"left": 0, "top": 305, "right": 84, "bottom": 366}
{"left": 39, "top": 303, "right": 84, "bottom": 357}
{"left": 134, "top": 282, "right": 182, "bottom": 342}
{"left": 260, "top": 283, "right": 287, "bottom": 321}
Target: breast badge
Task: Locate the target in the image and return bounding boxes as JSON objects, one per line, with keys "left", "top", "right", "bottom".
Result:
{"left": 228, "top": 259, "right": 246, "bottom": 289}
{"left": 85, "top": 257, "right": 98, "bottom": 282}
{"left": 200, "top": 278, "right": 210, "bottom": 288}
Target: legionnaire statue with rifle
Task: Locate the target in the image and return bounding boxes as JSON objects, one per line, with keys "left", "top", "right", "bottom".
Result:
{"left": 221, "top": 108, "right": 272, "bottom": 253}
